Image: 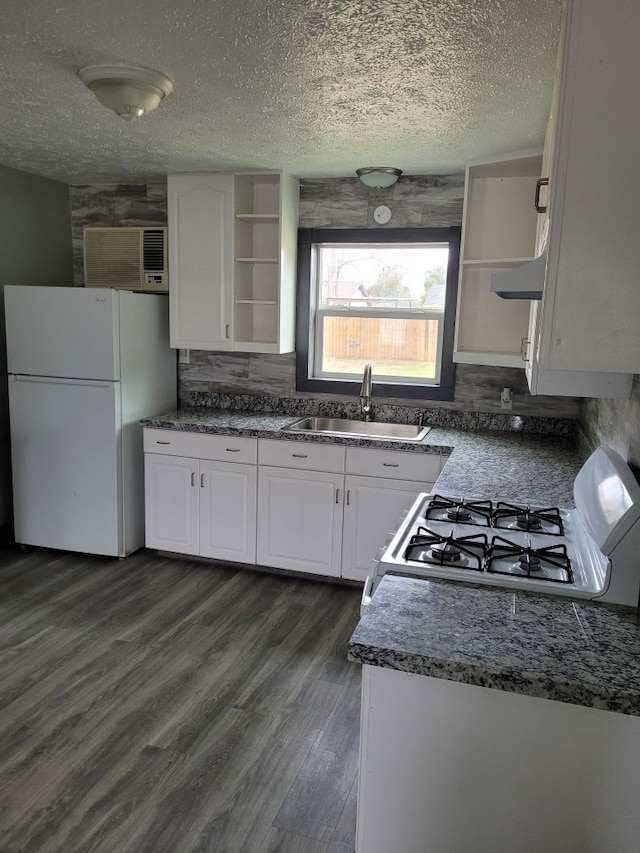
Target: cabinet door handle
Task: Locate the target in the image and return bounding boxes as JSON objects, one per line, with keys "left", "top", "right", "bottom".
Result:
{"left": 383, "top": 462, "right": 399, "bottom": 468}
{"left": 225, "top": 448, "right": 241, "bottom": 453}
{"left": 292, "top": 453, "right": 308, "bottom": 458}
{"left": 156, "top": 440, "right": 171, "bottom": 445}
{"left": 535, "top": 178, "right": 549, "bottom": 213}
{"left": 191, "top": 472, "right": 196, "bottom": 487}
{"left": 346, "top": 489, "right": 351, "bottom": 505}
{"left": 521, "top": 337, "right": 530, "bottom": 362}
{"left": 225, "top": 324, "right": 230, "bottom": 339}
{"left": 336, "top": 488, "right": 340, "bottom": 504}
{"left": 200, "top": 473, "right": 205, "bottom": 487}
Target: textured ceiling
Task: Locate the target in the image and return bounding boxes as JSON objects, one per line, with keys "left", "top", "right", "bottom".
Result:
{"left": 0, "top": 0, "right": 563, "bottom": 185}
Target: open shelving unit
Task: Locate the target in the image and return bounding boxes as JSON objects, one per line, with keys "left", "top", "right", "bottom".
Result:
{"left": 454, "top": 151, "right": 542, "bottom": 367}
{"left": 233, "top": 173, "right": 298, "bottom": 353}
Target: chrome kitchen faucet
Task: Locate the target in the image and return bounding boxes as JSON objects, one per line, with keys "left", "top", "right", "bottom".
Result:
{"left": 360, "top": 363, "right": 373, "bottom": 421}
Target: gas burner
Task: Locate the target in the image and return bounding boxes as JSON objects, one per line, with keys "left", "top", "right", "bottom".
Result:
{"left": 425, "top": 496, "right": 493, "bottom": 528}
{"left": 487, "top": 536, "right": 573, "bottom": 584}
{"left": 447, "top": 507, "right": 472, "bottom": 523}
{"left": 518, "top": 552, "right": 541, "bottom": 571}
{"left": 516, "top": 514, "right": 542, "bottom": 531}
{"left": 404, "top": 527, "right": 488, "bottom": 572}
{"left": 492, "top": 502, "right": 564, "bottom": 536}
{"left": 430, "top": 541, "right": 462, "bottom": 563}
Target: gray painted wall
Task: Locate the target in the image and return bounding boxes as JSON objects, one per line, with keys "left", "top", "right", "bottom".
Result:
{"left": 0, "top": 164, "right": 74, "bottom": 526}
{"left": 68, "top": 177, "right": 581, "bottom": 421}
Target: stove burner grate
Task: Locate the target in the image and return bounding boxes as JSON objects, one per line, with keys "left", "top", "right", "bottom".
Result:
{"left": 492, "top": 502, "right": 564, "bottom": 536}
{"left": 486, "top": 536, "right": 573, "bottom": 584}
{"left": 404, "top": 526, "right": 488, "bottom": 572}
{"left": 425, "top": 496, "right": 493, "bottom": 528}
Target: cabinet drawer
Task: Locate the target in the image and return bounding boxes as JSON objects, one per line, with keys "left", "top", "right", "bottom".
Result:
{"left": 258, "top": 439, "right": 345, "bottom": 473}
{"left": 345, "top": 447, "right": 441, "bottom": 483}
{"left": 143, "top": 429, "right": 257, "bottom": 464}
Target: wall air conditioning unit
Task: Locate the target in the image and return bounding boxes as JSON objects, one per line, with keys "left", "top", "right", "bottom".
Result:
{"left": 83, "top": 227, "right": 168, "bottom": 291}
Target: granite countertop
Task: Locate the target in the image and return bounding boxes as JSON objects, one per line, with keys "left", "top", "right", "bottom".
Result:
{"left": 349, "top": 575, "right": 640, "bottom": 716}
{"left": 142, "top": 408, "right": 584, "bottom": 506}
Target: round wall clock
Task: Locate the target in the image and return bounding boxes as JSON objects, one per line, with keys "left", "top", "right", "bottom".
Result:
{"left": 373, "top": 204, "right": 392, "bottom": 224}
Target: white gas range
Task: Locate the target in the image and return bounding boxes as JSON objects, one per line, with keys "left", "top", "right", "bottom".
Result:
{"left": 363, "top": 446, "right": 640, "bottom": 611}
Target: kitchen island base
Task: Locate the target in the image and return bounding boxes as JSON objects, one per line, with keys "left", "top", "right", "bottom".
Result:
{"left": 357, "top": 664, "right": 640, "bottom": 853}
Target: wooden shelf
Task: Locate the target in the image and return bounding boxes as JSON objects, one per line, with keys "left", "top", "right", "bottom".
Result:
{"left": 235, "top": 213, "right": 279, "bottom": 223}
{"left": 462, "top": 257, "right": 535, "bottom": 267}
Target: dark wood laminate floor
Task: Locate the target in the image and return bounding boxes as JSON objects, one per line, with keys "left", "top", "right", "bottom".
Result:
{"left": 0, "top": 546, "right": 362, "bottom": 853}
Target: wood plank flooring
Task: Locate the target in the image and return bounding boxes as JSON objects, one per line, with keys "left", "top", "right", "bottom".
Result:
{"left": 0, "top": 546, "right": 362, "bottom": 852}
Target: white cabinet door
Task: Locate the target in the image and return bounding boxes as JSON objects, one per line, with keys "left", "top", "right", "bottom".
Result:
{"left": 168, "top": 174, "right": 234, "bottom": 350}
{"left": 536, "top": 0, "right": 640, "bottom": 375}
{"left": 257, "top": 466, "right": 343, "bottom": 577}
{"left": 144, "top": 453, "right": 199, "bottom": 555}
{"left": 199, "top": 459, "right": 257, "bottom": 563}
{"left": 342, "top": 475, "right": 425, "bottom": 582}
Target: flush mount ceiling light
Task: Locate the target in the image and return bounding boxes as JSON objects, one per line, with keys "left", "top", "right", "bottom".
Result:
{"left": 356, "top": 167, "right": 402, "bottom": 189}
{"left": 78, "top": 64, "right": 174, "bottom": 121}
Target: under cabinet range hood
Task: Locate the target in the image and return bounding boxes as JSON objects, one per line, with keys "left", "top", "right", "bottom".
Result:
{"left": 490, "top": 254, "right": 545, "bottom": 300}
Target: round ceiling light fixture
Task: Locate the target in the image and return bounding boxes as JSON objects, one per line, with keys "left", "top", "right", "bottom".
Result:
{"left": 78, "top": 64, "right": 174, "bottom": 121}
{"left": 356, "top": 167, "right": 402, "bottom": 189}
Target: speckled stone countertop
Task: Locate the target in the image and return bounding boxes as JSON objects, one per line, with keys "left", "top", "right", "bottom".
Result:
{"left": 141, "top": 408, "right": 584, "bottom": 505}
{"left": 349, "top": 575, "right": 640, "bottom": 716}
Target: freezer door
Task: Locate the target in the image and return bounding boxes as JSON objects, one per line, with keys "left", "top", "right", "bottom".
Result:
{"left": 4, "top": 286, "right": 120, "bottom": 380}
{"left": 8, "top": 375, "right": 123, "bottom": 556}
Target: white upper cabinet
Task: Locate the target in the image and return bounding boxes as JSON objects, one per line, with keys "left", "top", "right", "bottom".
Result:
{"left": 533, "top": 0, "right": 639, "bottom": 379}
{"left": 168, "top": 174, "right": 234, "bottom": 351}
{"left": 454, "top": 151, "right": 542, "bottom": 367}
{"left": 168, "top": 171, "right": 299, "bottom": 353}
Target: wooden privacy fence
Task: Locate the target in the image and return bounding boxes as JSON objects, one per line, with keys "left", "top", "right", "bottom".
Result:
{"left": 323, "top": 316, "right": 439, "bottom": 363}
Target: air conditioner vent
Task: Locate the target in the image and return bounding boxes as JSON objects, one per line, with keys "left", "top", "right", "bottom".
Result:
{"left": 83, "top": 227, "right": 168, "bottom": 291}
{"left": 143, "top": 229, "right": 166, "bottom": 271}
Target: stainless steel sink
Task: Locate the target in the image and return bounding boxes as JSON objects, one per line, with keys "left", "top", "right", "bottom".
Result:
{"left": 281, "top": 417, "right": 431, "bottom": 441}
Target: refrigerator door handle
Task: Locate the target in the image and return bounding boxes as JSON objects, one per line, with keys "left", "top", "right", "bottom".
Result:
{"left": 10, "top": 375, "right": 113, "bottom": 388}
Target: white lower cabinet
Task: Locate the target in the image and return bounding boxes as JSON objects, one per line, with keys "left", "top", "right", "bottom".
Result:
{"left": 145, "top": 453, "right": 200, "bottom": 555}
{"left": 144, "top": 430, "right": 444, "bottom": 581}
{"left": 256, "top": 466, "right": 344, "bottom": 576}
{"left": 143, "top": 429, "right": 258, "bottom": 562}
{"left": 341, "top": 476, "right": 425, "bottom": 582}
{"left": 357, "top": 665, "right": 640, "bottom": 853}
{"left": 198, "top": 459, "right": 257, "bottom": 563}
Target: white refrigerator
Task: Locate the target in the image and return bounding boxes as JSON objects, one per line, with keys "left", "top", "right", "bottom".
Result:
{"left": 5, "top": 286, "right": 176, "bottom": 557}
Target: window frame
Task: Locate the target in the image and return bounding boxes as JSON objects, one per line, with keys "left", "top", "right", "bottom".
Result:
{"left": 295, "top": 226, "right": 460, "bottom": 401}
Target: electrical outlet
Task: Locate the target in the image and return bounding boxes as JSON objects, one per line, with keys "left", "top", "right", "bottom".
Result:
{"left": 178, "top": 348, "right": 190, "bottom": 365}
{"left": 500, "top": 387, "right": 513, "bottom": 410}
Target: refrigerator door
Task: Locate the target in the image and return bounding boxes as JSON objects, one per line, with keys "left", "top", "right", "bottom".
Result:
{"left": 8, "top": 375, "right": 123, "bottom": 556}
{"left": 4, "top": 286, "right": 120, "bottom": 380}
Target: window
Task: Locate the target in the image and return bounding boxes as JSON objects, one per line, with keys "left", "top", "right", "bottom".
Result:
{"left": 296, "top": 227, "right": 460, "bottom": 400}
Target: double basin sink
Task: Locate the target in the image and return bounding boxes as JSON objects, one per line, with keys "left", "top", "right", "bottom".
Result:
{"left": 281, "top": 416, "right": 431, "bottom": 442}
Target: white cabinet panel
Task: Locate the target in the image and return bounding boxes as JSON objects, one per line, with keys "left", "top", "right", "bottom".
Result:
{"left": 528, "top": 0, "right": 639, "bottom": 381}
{"left": 342, "top": 476, "right": 425, "bottom": 582}
{"left": 144, "top": 453, "right": 199, "bottom": 555}
{"left": 345, "top": 446, "right": 441, "bottom": 483}
{"left": 168, "top": 174, "right": 234, "bottom": 350}
{"left": 144, "top": 428, "right": 257, "bottom": 463}
{"left": 199, "top": 459, "right": 257, "bottom": 563}
{"left": 258, "top": 438, "right": 345, "bottom": 473}
{"left": 257, "top": 466, "right": 343, "bottom": 576}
